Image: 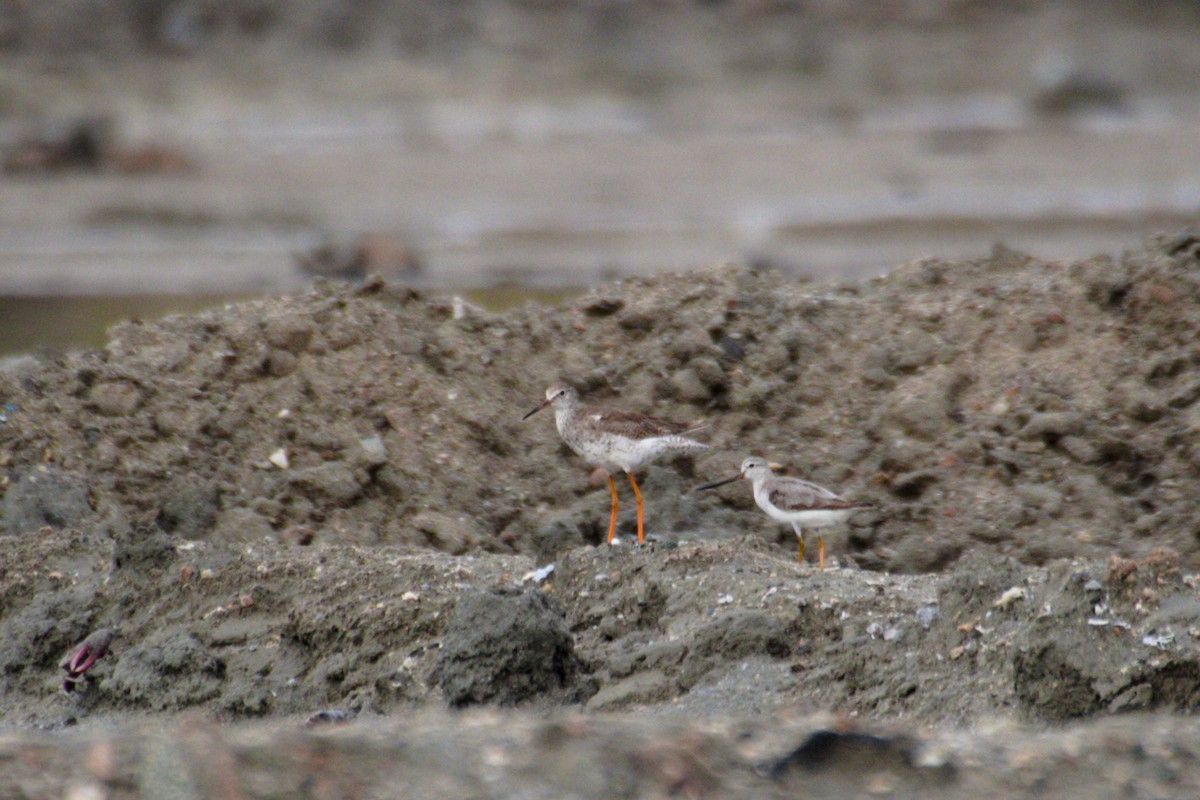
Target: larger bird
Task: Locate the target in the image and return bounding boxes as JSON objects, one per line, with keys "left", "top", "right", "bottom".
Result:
{"left": 524, "top": 382, "right": 708, "bottom": 544}
{"left": 697, "top": 456, "right": 871, "bottom": 569}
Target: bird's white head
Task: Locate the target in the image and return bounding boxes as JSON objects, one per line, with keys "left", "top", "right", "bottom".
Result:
{"left": 739, "top": 457, "right": 776, "bottom": 481}
{"left": 545, "top": 382, "right": 576, "bottom": 405}
{"left": 523, "top": 382, "right": 577, "bottom": 420}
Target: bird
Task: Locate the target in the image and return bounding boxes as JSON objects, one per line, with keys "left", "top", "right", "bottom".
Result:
{"left": 696, "top": 457, "right": 871, "bottom": 569}
{"left": 523, "top": 382, "right": 708, "bottom": 544}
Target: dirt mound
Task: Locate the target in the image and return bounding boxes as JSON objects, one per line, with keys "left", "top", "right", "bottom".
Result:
{"left": 434, "top": 587, "right": 588, "bottom": 707}
{"left": 4, "top": 237, "right": 1200, "bottom": 573}
{"left": 3, "top": 527, "right": 1200, "bottom": 730}
{"left": 4, "top": 240, "right": 1200, "bottom": 792}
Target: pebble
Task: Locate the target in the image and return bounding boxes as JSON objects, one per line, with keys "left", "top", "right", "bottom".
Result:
{"left": 89, "top": 381, "right": 143, "bottom": 417}
{"left": 268, "top": 448, "right": 289, "bottom": 469}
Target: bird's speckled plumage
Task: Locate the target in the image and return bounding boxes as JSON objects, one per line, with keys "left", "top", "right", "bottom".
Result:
{"left": 524, "top": 382, "right": 708, "bottom": 543}
{"left": 537, "top": 383, "right": 708, "bottom": 473}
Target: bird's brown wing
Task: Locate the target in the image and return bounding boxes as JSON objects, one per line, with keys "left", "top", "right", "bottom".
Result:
{"left": 768, "top": 479, "right": 863, "bottom": 512}
{"left": 581, "top": 404, "right": 700, "bottom": 439}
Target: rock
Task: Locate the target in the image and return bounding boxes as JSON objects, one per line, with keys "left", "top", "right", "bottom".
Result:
{"left": 669, "top": 368, "right": 709, "bottom": 403}
{"left": 617, "top": 309, "right": 656, "bottom": 332}
{"left": 262, "top": 315, "right": 316, "bottom": 353}
{"left": 890, "top": 470, "right": 939, "bottom": 500}
{"left": 889, "top": 330, "right": 941, "bottom": 373}
{"left": 585, "top": 670, "right": 673, "bottom": 711}
{"left": 211, "top": 508, "right": 275, "bottom": 543}
{"left": 88, "top": 381, "right": 143, "bottom": 417}
{"left": 581, "top": 296, "right": 623, "bottom": 316}
{"left": 411, "top": 511, "right": 489, "bottom": 555}
{"left": 434, "top": 588, "right": 584, "bottom": 707}
{"left": 678, "top": 610, "right": 790, "bottom": 690}
{"left": 0, "top": 587, "right": 97, "bottom": 678}
{"left": 107, "top": 631, "right": 225, "bottom": 710}
{"left": 287, "top": 463, "right": 363, "bottom": 505}
{"left": 355, "top": 435, "right": 388, "bottom": 467}
{"left": 883, "top": 394, "right": 946, "bottom": 440}
{"left": 111, "top": 521, "right": 176, "bottom": 571}
{"left": 1015, "top": 484, "right": 1063, "bottom": 516}
{"left": 1123, "top": 389, "right": 1167, "bottom": 423}
{"left": 689, "top": 356, "right": 725, "bottom": 388}
{"left": 1060, "top": 435, "right": 1098, "bottom": 464}
{"left": 265, "top": 349, "right": 298, "bottom": 377}
{"left": 156, "top": 478, "right": 219, "bottom": 538}
{"left": 530, "top": 514, "right": 590, "bottom": 565}
{"left": 1, "top": 467, "right": 93, "bottom": 535}
{"left": 394, "top": 334, "right": 423, "bottom": 355}
{"left": 1019, "top": 412, "right": 1083, "bottom": 442}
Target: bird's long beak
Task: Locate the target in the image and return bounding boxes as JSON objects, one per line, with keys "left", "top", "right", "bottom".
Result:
{"left": 694, "top": 472, "right": 743, "bottom": 492}
{"left": 522, "top": 398, "right": 551, "bottom": 420}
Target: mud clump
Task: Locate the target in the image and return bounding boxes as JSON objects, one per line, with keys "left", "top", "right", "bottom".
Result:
{"left": 107, "top": 630, "right": 225, "bottom": 710}
{"left": 0, "top": 587, "right": 98, "bottom": 685}
{"left": 435, "top": 588, "right": 586, "bottom": 707}
{"left": 1, "top": 467, "right": 93, "bottom": 535}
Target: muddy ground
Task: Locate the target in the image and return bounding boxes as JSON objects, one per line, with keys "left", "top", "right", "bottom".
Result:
{"left": 3, "top": 237, "right": 1200, "bottom": 795}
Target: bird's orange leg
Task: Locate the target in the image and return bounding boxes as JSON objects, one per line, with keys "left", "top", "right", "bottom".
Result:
{"left": 606, "top": 474, "right": 620, "bottom": 544}
{"left": 817, "top": 535, "right": 825, "bottom": 570}
{"left": 793, "top": 524, "right": 805, "bottom": 564}
{"left": 626, "top": 472, "right": 645, "bottom": 544}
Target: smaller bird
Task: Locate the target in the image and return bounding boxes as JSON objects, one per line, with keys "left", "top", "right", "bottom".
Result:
{"left": 696, "top": 457, "right": 871, "bottom": 569}
{"left": 60, "top": 627, "right": 117, "bottom": 694}
{"left": 524, "top": 382, "right": 708, "bottom": 544}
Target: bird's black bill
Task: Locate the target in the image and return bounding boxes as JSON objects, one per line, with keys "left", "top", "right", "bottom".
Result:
{"left": 694, "top": 474, "right": 740, "bottom": 492}
{"left": 522, "top": 399, "right": 551, "bottom": 420}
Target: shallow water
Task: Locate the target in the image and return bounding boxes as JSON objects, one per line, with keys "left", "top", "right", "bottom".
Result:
{"left": 4, "top": 80, "right": 1200, "bottom": 356}
{"left": 0, "top": 287, "right": 583, "bottom": 356}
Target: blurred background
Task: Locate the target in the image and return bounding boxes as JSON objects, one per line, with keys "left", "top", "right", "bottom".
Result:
{"left": 2, "top": 0, "right": 1200, "bottom": 354}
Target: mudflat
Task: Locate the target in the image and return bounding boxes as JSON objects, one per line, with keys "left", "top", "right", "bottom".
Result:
{"left": 3, "top": 238, "right": 1200, "bottom": 796}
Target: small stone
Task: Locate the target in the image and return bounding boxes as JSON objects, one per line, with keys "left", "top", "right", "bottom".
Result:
{"left": 1020, "top": 412, "right": 1083, "bottom": 442}
{"left": 89, "top": 381, "right": 143, "bottom": 416}
{"left": 288, "top": 463, "right": 362, "bottom": 504}
{"left": 993, "top": 587, "right": 1027, "bottom": 609}
{"left": 395, "top": 334, "right": 423, "bottom": 355}
{"left": 690, "top": 356, "right": 725, "bottom": 388}
{"left": 266, "top": 349, "right": 297, "bottom": 377}
{"left": 1015, "top": 483, "right": 1063, "bottom": 515}
{"left": 268, "top": 448, "right": 289, "bottom": 469}
{"left": 585, "top": 670, "right": 672, "bottom": 711}
{"left": 356, "top": 435, "right": 387, "bottom": 466}
{"left": 1108, "top": 683, "right": 1153, "bottom": 713}
{"left": 263, "top": 315, "right": 316, "bottom": 353}
{"left": 435, "top": 588, "right": 582, "bottom": 706}
{"left": 581, "top": 296, "right": 623, "bottom": 316}
{"left": 1124, "top": 390, "right": 1167, "bottom": 423}
{"left": 916, "top": 604, "right": 939, "bottom": 629}
{"left": 1060, "top": 436, "right": 1098, "bottom": 463}
{"left": 670, "top": 368, "right": 709, "bottom": 403}
{"left": 411, "top": 511, "right": 488, "bottom": 555}
{"left": 617, "top": 309, "right": 655, "bottom": 332}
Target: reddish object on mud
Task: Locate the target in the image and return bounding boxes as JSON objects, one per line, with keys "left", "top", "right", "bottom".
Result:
{"left": 60, "top": 628, "right": 117, "bottom": 693}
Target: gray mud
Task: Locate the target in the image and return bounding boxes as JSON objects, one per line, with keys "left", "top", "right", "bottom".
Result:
{"left": 4, "top": 236, "right": 1200, "bottom": 796}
